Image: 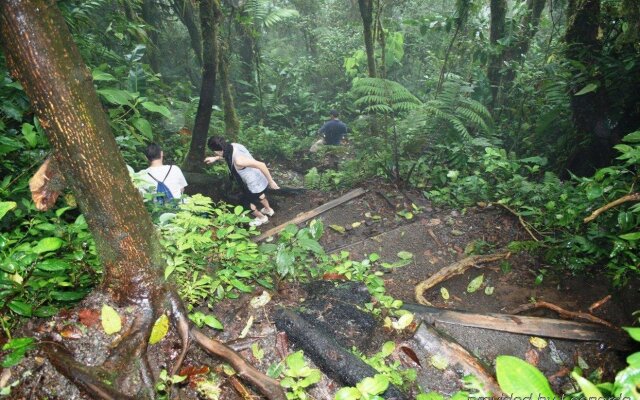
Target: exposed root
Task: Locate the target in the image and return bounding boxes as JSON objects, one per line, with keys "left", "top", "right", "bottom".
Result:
{"left": 415, "top": 252, "right": 510, "bottom": 306}
{"left": 588, "top": 294, "right": 612, "bottom": 313}
{"left": 495, "top": 203, "right": 541, "bottom": 242}
{"left": 509, "top": 300, "right": 616, "bottom": 329}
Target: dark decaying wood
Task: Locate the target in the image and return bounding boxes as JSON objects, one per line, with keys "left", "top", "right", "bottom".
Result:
{"left": 413, "top": 323, "right": 503, "bottom": 397}
{"left": 254, "top": 187, "right": 367, "bottom": 241}
{"left": 404, "top": 304, "right": 629, "bottom": 349}
{"left": 274, "top": 308, "right": 407, "bottom": 400}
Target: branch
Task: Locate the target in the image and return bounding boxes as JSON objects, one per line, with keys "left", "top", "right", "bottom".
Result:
{"left": 509, "top": 301, "right": 616, "bottom": 329}
{"left": 495, "top": 203, "right": 540, "bottom": 242}
{"left": 584, "top": 193, "right": 640, "bottom": 223}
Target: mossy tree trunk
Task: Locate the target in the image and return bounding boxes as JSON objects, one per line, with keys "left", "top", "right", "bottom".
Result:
{"left": 0, "top": 0, "right": 165, "bottom": 306}
{"left": 142, "top": 0, "right": 161, "bottom": 73}
{"left": 358, "top": 0, "right": 376, "bottom": 77}
{"left": 488, "top": 0, "right": 507, "bottom": 109}
{"left": 171, "top": 0, "right": 203, "bottom": 68}
{"left": 565, "top": 0, "right": 615, "bottom": 174}
{"left": 183, "top": 0, "right": 221, "bottom": 172}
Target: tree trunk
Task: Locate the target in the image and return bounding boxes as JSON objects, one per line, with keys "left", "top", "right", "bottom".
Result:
{"left": 565, "top": 0, "right": 614, "bottom": 174}
{"left": 488, "top": 0, "right": 507, "bottom": 109}
{"left": 219, "top": 39, "right": 240, "bottom": 140}
{"left": 358, "top": 0, "right": 376, "bottom": 77}
{"left": 171, "top": 0, "right": 203, "bottom": 68}
{"left": 142, "top": 0, "right": 161, "bottom": 72}
{"left": 183, "top": 0, "right": 221, "bottom": 172}
{"left": 0, "top": 0, "right": 164, "bottom": 306}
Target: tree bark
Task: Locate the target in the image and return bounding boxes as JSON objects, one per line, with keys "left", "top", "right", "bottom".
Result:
{"left": 219, "top": 38, "right": 240, "bottom": 140}
{"left": 0, "top": 0, "right": 165, "bottom": 306}
{"left": 183, "top": 0, "right": 221, "bottom": 172}
{"left": 171, "top": 0, "right": 203, "bottom": 68}
{"left": 142, "top": 0, "right": 161, "bottom": 72}
{"left": 488, "top": 0, "right": 507, "bottom": 109}
{"left": 565, "top": 0, "right": 614, "bottom": 174}
{"left": 358, "top": 0, "right": 376, "bottom": 77}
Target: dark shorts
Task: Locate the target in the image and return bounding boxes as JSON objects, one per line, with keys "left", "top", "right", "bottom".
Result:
{"left": 242, "top": 188, "right": 267, "bottom": 210}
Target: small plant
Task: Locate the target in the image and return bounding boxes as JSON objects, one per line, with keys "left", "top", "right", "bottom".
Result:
{"left": 334, "top": 373, "right": 390, "bottom": 400}
{"left": 155, "top": 368, "right": 188, "bottom": 400}
{"left": 276, "top": 351, "right": 322, "bottom": 400}
{"left": 354, "top": 341, "right": 417, "bottom": 389}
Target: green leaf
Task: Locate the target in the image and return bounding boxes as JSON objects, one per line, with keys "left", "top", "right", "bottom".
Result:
{"left": 21, "top": 123, "right": 37, "bottom": 148}
{"left": 32, "top": 237, "right": 64, "bottom": 254}
{"left": 496, "top": 355, "right": 556, "bottom": 399}
{"left": 50, "top": 291, "right": 86, "bottom": 301}
{"left": 267, "top": 362, "right": 285, "bottom": 379}
{"left": 37, "top": 259, "right": 70, "bottom": 272}
{"left": 203, "top": 314, "right": 224, "bottom": 330}
{"left": 430, "top": 354, "right": 449, "bottom": 370}
{"left": 285, "top": 351, "right": 307, "bottom": 373}
{"left": 571, "top": 371, "right": 603, "bottom": 398}
{"left": 622, "top": 130, "right": 640, "bottom": 143}
{"left": 299, "top": 369, "right": 322, "bottom": 388}
{"left": 335, "top": 387, "right": 362, "bottom": 400}
{"left": 467, "top": 274, "right": 484, "bottom": 293}
{"left": 97, "top": 88, "right": 134, "bottom": 106}
{"left": 92, "top": 70, "right": 117, "bottom": 81}
{"left": 0, "top": 201, "right": 17, "bottom": 221}
{"left": 133, "top": 118, "right": 153, "bottom": 139}
{"left": 574, "top": 83, "right": 598, "bottom": 96}
{"left": 623, "top": 327, "right": 640, "bottom": 342}
{"left": 356, "top": 374, "right": 389, "bottom": 396}
{"left": 140, "top": 101, "right": 172, "bottom": 118}
{"left": 417, "top": 393, "right": 444, "bottom": 400}
{"left": 9, "top": 300, "right": 32, "bottom": 316}
{"left": 149, "top": 314, "right": 169, "bottom": 344}
{"left": 440, "top": 287, "right": 450, "bottom": 300}
{"left": 397, "top": 251, "right": 413, "bottom": 260}
{"left": 620, "top": 232, "right": 640, "bottom": 241}
{"left": 329, "top": 224, "right": 346, "bottom": 234}
{"left": 230, "top": 279, "right": 252, "bottom": 292}
{"left": 299, "top": 238, "right": 324, "bottom": 254}
{"left": 2, "top": 337, "right": 35, "bottom": 351}
{"left": 369, "top": 253, "right": 380, "bottom": 262}
{"left": 101, "top": 304, "right": 122, "bottom": 335}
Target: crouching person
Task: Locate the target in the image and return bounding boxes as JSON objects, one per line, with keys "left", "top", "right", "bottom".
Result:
{"left": 204, "top": 136, "right": 279, "bottom": 227}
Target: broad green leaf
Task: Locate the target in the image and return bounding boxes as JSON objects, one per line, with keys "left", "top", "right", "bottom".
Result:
{"left": 380, "top": 341, "right": 395, "bottom": 357}
{"left": 141, "top": 101, "right": 171, "bottom": 118}
{"left": 299, "top": 238, "right": 324, "bottom": 254}
{"left": 356, "top": 374, "right": 389, "bottom": 396}
{"left": 392, "top": 313, "right": 414, "bottom": 330}
{"left": 496, "top": 355, "right": 556, "bottom": 399}
{"left": 369, "top": 253, "right": 380, "bottom": 262}
{"left": 417, "top": 393, "right": 444, "bottom": 400}
{"left": 623, "top": 327, "right": 640, "bottom": 341}
{"left": 2, "top": 337, "right": 34, "bottom": 351}
{"left": 101, "top": 304, "right": 122, "bottom": 335}
{"left": 467, "top": 274, "right": 484, "bottom": 293}
{"left": 203, "top": 315, "right": 223, "bottom": 330}
{"left": 97, "top": 88, "right": 134, "bottom": 106}
{"left": 335, "top": 387, "right": 362, "bottom": 400}
{"left": 397, "top": 251, "right": 413, "bottom": 260}
{"left": 9, "top": 300, "right": 32, "bottom": 316}
{"left": 51, "top": 291, "right": 86, "bottom": 301}
{"left": 149, "top": 314, "right": 169, "bottom": 344}
{"left": 21, "top": 123, "right": 37, "bottom": 148}
{"left": 230, "top": 279, "right": 252, "bottom": 292}
{"left": 299, "top": 369, "right": 322, "bottom": 388}
{"left": 92, "top": 70, "right": 117, "bottom": 81}
{"left": 620, "top": 232, "right": 640, "bottom": 241}
{"left": 285, "top": 351, "right": 307, "bottom": 373}
{"left": 267, "top": 362, "right": 285, "bottom": 379}
{"left": 32, "top": 237, "right": 64, "bottom": 254}
{"left": 37, "top": 259, "right": 70, "bottom": 272}
{"left": 0, "top": 201, "right": 17, "bottom": 221}
{"left": 622, "top": 130, "right": 640, "bottom": 143}
{"left": 133, "top": 118, "right": 153, "bottom": 139}
{"left": 574, "top": 83, "right": 598, "bottom": 96}
{"left": 571, "top": 371, "right": 603, "bottom": 398}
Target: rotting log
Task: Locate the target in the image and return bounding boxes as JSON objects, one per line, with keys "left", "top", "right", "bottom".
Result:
{"left": 274, "top": 308, "right": 407, "bottom": 400}
{"left": 404, "top": 304, "right": 630, "bottom": 349}
{"left": 412, "top": 323, "right": 503, "bottom": 397}
{"left": 415, "top": 253, "right": 510, "bottom": 306}
{"left": 254, "top": 188, "right": 367, "bottom": 242}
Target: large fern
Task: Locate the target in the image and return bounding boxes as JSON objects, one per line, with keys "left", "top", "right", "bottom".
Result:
{"left": 352, "top": 77, "right": 422, "bottom": 116}
{"left": 244, "top": 0, "right": 299, "bottom": 30}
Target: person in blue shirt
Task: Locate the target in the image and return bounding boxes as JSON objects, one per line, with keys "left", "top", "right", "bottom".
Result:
{"left": 310, "top": 109, "right": 348, "bottom": 152}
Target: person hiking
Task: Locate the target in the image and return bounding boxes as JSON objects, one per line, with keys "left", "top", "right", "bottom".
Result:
{"left": 139, "top": 143, "right": 188, "bottom": 202}
{"left": 204, "top": 136, "right": 279, "bottom": 227}
{"left": 310, "top": 109, "right": 348, "bottom": 153}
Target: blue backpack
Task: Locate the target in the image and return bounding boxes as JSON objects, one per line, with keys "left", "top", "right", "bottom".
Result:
{"left": 147, "top": 166, "right": 174, "bottom": 204}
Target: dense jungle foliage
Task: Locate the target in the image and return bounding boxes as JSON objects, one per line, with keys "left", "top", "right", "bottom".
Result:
{"left": 1, "top": 0, "right": 639, "bottom": 398}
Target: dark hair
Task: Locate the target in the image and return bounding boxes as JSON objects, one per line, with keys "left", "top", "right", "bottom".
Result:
{"left": 207, "top": 136, "right": 227, "bottom": 151}
{"left": 330, "top": 109, "right": 339, "bottom": 118}
{"left": 144, "top": 143, "right": 162, "bottom": 161}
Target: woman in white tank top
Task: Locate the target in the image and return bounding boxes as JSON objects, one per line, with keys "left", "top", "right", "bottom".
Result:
{"left": 204, "top": 136, "right": 280, "bottom": 227}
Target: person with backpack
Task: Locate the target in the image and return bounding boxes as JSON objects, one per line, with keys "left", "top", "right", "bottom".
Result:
{"left": 139, "top": 143, "right": 188, "bottom": 203}
{"left": 204, "top": 136, "right": 279, "bottom": 227}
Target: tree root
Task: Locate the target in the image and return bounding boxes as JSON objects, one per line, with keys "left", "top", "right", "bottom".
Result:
{"left": 509, "top": 300, "right": 616, "bottom": 329}
{"left": 42, "top": 289, "right": 286, "bottom": 400}
{"left": 584, "top": 192, "right": 640, "bottom": 223}
{"left": 415, "top": 252, "right": 511, "bottom": 306}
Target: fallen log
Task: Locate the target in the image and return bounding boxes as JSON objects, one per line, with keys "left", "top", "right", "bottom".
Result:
{"left": 403, "top": 304, "right": 629, "bottom": 349}
{"left": 412, "top": 323, "right": 503, "bottom": 397}
{"left": 274, "top": 308, "right": 407, "bottom": 400}
{"left": 415, "top": 252, "right": 510, "bottom": 305}
{"left": 254, "top": 188, "right": 367, "bottom": 242}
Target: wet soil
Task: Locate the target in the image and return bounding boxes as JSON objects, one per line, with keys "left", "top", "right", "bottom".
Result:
{"left": 3, "top": 175, "right": 639, "bottom": 399}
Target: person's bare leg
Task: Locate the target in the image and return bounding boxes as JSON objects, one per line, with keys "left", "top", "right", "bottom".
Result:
{"left": 250, "top": 203, "right": 265, "bottom": 218}
{"left": 259, "top": 194, "right": 273, "bottom": 214}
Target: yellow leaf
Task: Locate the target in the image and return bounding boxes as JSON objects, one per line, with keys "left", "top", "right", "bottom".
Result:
{"left": 351, "top": 221, "right": 362, "bottom": 228}
{"left": 101, "top": 304, "right": 122, "bottom": 335}
{"left": 430, "top": 355, "right": 449, "bottom": 370}
{"left": 149, "top": 314, "right": 169, "bottom": 345}
{"left": 529, "top": 337, "right": 548, "bottom": 349}
{"left": 440, "top": 287, "right": 450, "bottom": 300}
{"left": 392, "top": 313, "right": 414, "bottom": 330}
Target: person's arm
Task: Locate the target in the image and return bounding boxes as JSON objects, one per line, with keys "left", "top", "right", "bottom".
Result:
{"left": 234, "top": 155, "right": 280, "bottom": 189}
{"left": 204, "top": 155, "right": 222, "bottom": 164}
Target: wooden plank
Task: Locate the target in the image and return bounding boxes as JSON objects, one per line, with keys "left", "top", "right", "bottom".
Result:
{"left": 404, "top": 304, "right": 630, "bottom": 349}
{"left": 253, "top": 188, "right": 367, "bottom": 242}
